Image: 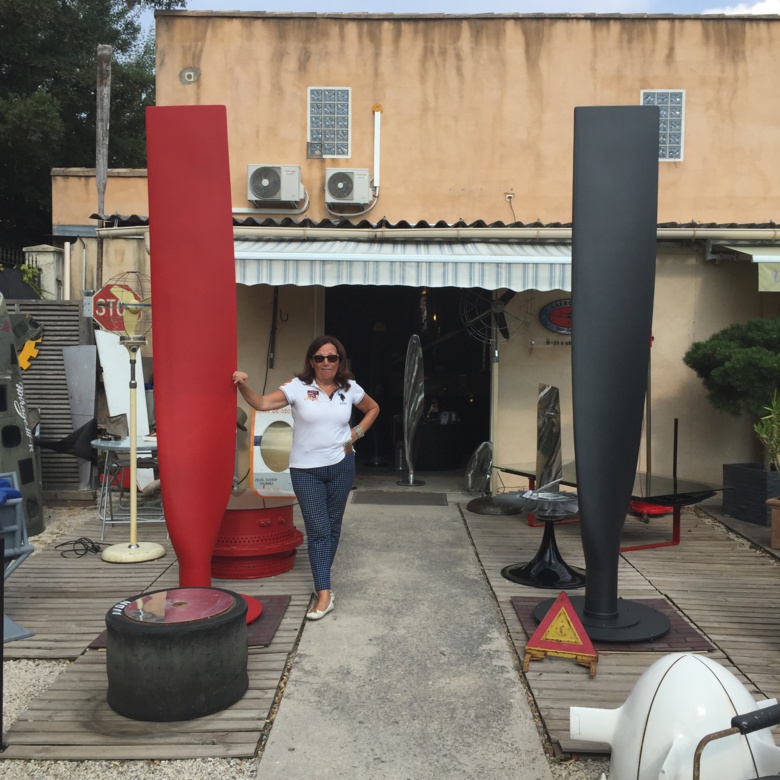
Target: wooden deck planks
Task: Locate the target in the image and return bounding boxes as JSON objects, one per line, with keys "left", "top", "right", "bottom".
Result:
{"left": 2, "top": 649, "right": 278, "bottom": 759}
{"left": 6, "top": 494, "right": 780, "bottom": 761}
{"left": 462, "top": 503, "right": 780, "bottom": 754}
{"left": 2, "top": 507, "right": 315, "bottom": 760}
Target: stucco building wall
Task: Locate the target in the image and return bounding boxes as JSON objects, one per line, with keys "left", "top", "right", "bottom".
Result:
{"left": 153, "top": 14, "right": 780, "bottom": 223}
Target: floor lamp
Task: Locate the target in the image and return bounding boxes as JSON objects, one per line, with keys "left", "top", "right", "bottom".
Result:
{"left": 100, "top": 274, "right": 165, "bottom": 563}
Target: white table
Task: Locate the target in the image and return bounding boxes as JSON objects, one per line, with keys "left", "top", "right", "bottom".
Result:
{"left": 91, "top": 437, "right": 164, "bottom": 540}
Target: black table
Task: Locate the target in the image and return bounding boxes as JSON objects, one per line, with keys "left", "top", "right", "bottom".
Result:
{"left": 494, "top": 461, "right": 718, "bottom": 552}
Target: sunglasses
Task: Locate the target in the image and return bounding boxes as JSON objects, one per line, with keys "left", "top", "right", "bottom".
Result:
{"left": 312, "top": 354, "right": 340, "bottom": 363}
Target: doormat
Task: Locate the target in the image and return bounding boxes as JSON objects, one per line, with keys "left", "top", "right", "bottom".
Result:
{"left": 511, "top": 596, "right": 714, "bottom": 653}
{"left": 89, "top": 594, "right": 292, "bottom": 649}
{"left": 352, "top": 490, "right": 449, "bottom": 506}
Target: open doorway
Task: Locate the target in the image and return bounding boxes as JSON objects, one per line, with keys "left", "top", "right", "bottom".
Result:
{"left": 324, "top": 286, "right": 491, "bottom": 472}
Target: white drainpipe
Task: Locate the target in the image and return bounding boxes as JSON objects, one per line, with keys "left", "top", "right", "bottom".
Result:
{"left": 96, "top": 225, "right": 780, "bottom": 242}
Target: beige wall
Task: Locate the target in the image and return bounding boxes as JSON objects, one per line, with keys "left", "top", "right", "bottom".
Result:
{"left": 52, "top": 168, "right": 148, "bottom": 228}
{"left": 155, "top": 13, "right": 780, "bottom": 224}
{"left": 495, "top": 251, "right": 765, "bottom": 486}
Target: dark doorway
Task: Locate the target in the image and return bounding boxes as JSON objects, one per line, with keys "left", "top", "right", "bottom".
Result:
{"left": 324, "top": 286, "right": 491, "bottom": 471}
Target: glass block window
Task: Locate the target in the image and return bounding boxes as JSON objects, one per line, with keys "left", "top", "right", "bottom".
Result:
{"left": 308, "top": 87, "right": 351, "bottom": 158}
{"left": 641, "top": 89, "right": 685, "bottom": 161}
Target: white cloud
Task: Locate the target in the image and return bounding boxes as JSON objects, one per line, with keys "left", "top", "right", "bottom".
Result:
{"left": 703, "top": 0, "right": 780, "bottom": 12}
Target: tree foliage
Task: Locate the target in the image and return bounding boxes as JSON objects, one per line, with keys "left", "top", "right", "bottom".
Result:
{"left": 0, "top": 0, "right": 183, "bottom": 249}
{"left": 683, "top": 317, "right": 780, "bottom": 418}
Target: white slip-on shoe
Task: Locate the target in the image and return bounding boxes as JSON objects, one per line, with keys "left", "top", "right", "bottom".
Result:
{"left": 306, "top": 597, "right": 334, "bottom": 621}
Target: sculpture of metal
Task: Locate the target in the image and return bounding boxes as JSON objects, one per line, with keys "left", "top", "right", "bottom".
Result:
{"left": 535, "top": 106, "right": 669, "bottom": 640}
{"left": 146, "top": 106, "right": 243, "bottom": 591}
{"left": 397, "top": 334, "right": 425, "bottom": 486}
{"left": 0, "top": 295, "right": 43, "bottom": 538}
{"left": 571, "top": 653, "right": 780, "bottom": 779}
{"left": 536, "top": 383, "right": 562, "bottom": 492}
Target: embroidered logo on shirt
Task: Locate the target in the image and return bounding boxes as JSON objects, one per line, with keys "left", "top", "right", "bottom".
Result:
{"left": 306, "top": 390, "right": 320, "bottom": 401}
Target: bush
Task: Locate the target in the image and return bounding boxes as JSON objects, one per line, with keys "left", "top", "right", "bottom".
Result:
{"left": 683, "top": 317, "right": 780, "bottom": 418}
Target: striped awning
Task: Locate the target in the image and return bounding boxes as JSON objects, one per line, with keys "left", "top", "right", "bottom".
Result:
{"left": 720, "top": 244, "right": 780, "bottom": 292}
{"left": 234, "top": 239, "right": 571, "bottom": 291}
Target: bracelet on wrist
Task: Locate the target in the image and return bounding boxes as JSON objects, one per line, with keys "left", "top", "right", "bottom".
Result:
{"left": 354, "top": 425, "right": 364, "bottom": 438}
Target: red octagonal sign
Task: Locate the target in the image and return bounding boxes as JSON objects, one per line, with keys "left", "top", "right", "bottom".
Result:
{"left": 92, "top": 283, "right": 140, "bottom": 332}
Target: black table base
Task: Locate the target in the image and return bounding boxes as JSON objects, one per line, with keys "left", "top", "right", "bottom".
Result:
{"left": 501, "top": 519, "right": 586, "bottom": 589}
{"left": 532, "top": 595, "right": 670, "bottom": 642}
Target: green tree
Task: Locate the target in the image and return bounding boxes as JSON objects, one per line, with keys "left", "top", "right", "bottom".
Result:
{"left": 0, "top": 0, "right": 183, "bottom": 249}
{"left": 683, "top": 317, "right": 780, "bottom": 418}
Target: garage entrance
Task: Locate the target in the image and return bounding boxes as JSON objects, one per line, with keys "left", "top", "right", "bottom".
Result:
{"left": 325, "top": 285, "right": 490, "bottom": 472}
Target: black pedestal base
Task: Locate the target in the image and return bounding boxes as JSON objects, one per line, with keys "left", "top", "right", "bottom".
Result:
{"left": 467, "top": 496, "right": 523, "bottom": 515}
{"left": 532, "top": 595, "right": 671, "bottom": 642}
{"left": 501, "top": 521, "right": 586, "bottom": 589}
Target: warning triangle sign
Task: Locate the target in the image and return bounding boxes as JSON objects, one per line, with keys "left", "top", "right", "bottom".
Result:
{"left": 524, "top": 592, "right": 598, "bottom": 675}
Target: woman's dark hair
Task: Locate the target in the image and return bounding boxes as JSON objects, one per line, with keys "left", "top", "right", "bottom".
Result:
{"left": 298, "top": 335, "right": 354, "bottom": 389}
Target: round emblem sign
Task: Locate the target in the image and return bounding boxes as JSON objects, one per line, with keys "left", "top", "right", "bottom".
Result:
{"left": 539, "top": 299, "right": 572, "bottom": 335}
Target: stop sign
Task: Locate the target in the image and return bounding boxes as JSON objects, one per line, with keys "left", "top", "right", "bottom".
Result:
{"left": 92, "top": 283, "right": 140, "bottom": 332}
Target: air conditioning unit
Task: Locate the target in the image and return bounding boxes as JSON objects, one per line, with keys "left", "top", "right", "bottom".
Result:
{"left": 247, "top": 164, "right": 304, "bottom": 203}
{"left": 325, "top": 168, "right": 372, "bottom": 206}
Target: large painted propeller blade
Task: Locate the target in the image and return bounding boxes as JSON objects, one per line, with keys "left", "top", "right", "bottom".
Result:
{"left": 534, "top": 105, "right": 670, "bottom": 642}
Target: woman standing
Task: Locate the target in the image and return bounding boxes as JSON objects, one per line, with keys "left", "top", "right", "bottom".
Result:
{"left": 233, "top": 336, "right": 379, "bottom": 620}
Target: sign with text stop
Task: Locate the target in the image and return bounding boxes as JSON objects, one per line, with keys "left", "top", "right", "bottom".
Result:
{"left": 92, "top": 283, "right": 139, "bottom": 332}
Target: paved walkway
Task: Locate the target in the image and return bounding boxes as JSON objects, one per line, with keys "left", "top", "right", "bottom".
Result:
{"left": 259, "top": 498, "right": 554, "bottom": 780}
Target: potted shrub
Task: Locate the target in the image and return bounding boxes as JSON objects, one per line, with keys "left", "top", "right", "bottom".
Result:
{"left": 683, "top": 317, "right": 780, "bottom": 526}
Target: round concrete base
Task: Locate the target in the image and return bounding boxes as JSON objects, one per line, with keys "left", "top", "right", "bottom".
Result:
{"left": 101, "top": 541, "right": 166, "bottom": 563}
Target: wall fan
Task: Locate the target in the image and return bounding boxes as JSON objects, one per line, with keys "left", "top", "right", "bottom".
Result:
{"left": 459, "top": 289, "right": 532, "bottom": 344}
{"left": 464, "top": 441, "right": 493, "bottom": 494}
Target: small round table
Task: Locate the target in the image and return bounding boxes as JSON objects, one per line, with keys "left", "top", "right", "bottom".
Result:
{"left": 500, "top": 491, "right": 585, "bottom": 589}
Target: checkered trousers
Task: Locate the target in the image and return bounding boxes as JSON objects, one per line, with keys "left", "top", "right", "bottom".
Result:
{"left": 290, "top": 453, "right": 355, "bottom": 592}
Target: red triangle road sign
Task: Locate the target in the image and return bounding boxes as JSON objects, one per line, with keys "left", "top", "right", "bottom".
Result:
{"left": 523, "top": 592, "right": 598, "bottom": 676}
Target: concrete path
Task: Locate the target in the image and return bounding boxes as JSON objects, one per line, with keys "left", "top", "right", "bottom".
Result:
{"left": 259, "top": 499, "right": 554, "bottom": 780}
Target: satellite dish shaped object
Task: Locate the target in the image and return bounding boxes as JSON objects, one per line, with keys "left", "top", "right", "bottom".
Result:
{"left": 570, "top": 652, "right": 780, "bottom": 780}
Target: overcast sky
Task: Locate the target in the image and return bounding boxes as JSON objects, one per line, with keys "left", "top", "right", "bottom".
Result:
{"left": 170, "top": 0, "right": 780, "bottom": 15}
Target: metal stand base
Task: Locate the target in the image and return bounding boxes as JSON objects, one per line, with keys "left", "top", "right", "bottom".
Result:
{"left": 101, "top": 541, "right": 166, "bottom": 563}
{"left": 3, "top": 614, "right": 34, "bottom": 643}
{"left": 240, "top": 593, "right": 263, "bottom": 624}
{"left": 533, "top": 595, "right": 671, "bottom": 642}
{"left": 501, "top": 521, "right": 586, "bottom": 589}
{"left": 466, "top": 496, "right": 523, "bottom": 515}
{"left": 397, "top": 476, "right": 425, "bottom": 486}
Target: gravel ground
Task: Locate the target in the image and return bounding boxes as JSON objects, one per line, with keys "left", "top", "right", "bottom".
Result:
{"left": 2, "top": 504, "right": 610, "bottom": 780}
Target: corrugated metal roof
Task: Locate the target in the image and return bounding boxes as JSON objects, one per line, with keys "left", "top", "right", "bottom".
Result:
{"left": 92, "top": 213, "right": 780, "bottom": 232}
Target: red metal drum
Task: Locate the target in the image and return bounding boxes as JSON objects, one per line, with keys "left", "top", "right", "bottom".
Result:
{"left": 211, "top": 504, "right": 303, "bottom": 579}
